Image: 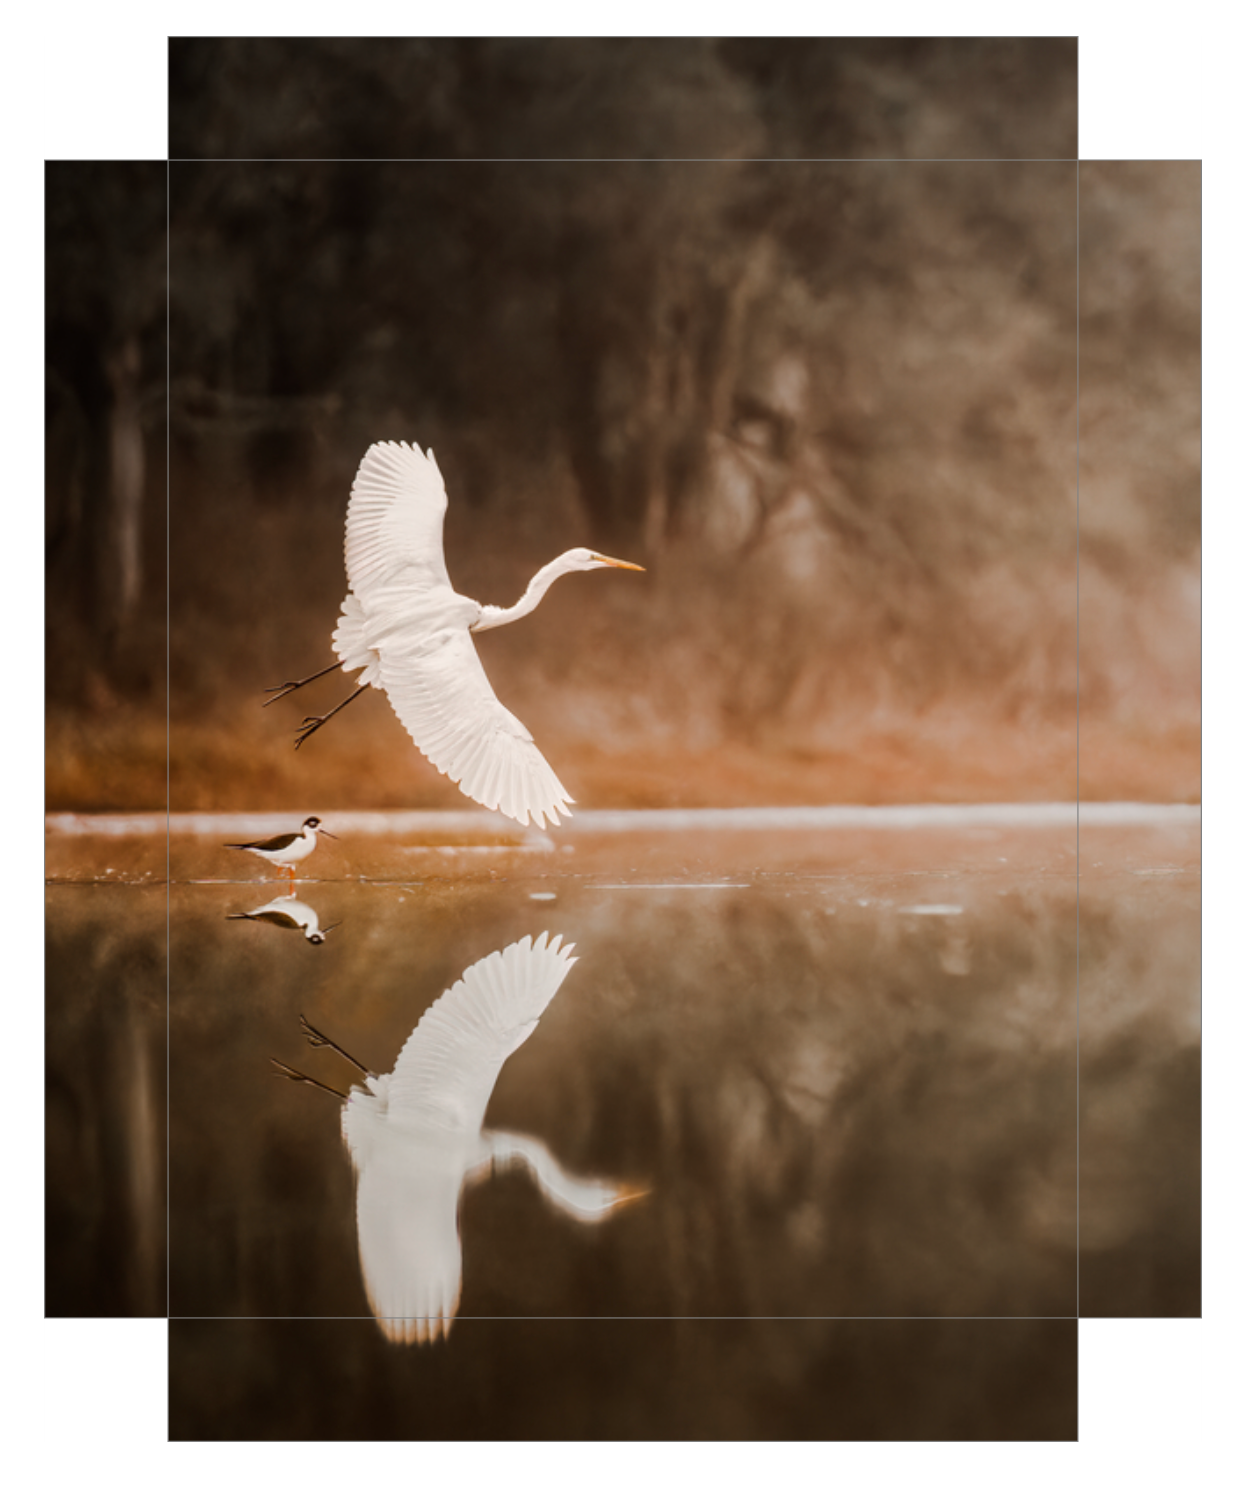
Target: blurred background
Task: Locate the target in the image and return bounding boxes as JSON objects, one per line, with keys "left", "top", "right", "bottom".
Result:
{"left": 44, "top": 39, "right": 1198, "bottom": 814}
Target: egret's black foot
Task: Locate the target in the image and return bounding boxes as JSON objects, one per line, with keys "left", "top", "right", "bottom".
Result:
{"left": 299, "top": 1015, "right": 375, "bottom": 1076}
{"left": 294, "top": 716, "right": 328, "bottom": 750}
{"left": 263, "top": 661, "right": 343, "bottom": 708}
{"left": 299, "top": 1015, "right": 333, "bottom": 1049}
{"left": 269, "top": 1058, "right": 347, "bottom": 1100}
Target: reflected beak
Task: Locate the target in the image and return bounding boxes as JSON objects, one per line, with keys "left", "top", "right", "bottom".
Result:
{"left": 595, "top": 554, "right": 646, "bottom": 572}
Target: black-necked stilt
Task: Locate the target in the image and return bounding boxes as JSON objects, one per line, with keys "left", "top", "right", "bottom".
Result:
{"left": 270, "top": 934, "right": 646, "bottom": 1345}
{"left": 263, "top": 440, "right": 643, "bottom": 829}
{"left": 226, "top": 893, "right": 340, "bottom": 944}
{"left": 224, "top": 816, "right": 336, "bottom": 883}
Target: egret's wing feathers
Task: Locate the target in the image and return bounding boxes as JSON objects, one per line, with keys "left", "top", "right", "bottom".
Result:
{"left": 354, "top": 1158, "right": 463, "bottom": 1344}
{"left": 376, "top": 629, "right": 574, "bottom": 829}
{"left": 386, "top": 933, "right": 578, "bottom": 1134}
{"left": 345, "top": 441, "right": 451, "bottom": 598}
{"left": 338, "top": 441, "right": 576, "bottom": 829}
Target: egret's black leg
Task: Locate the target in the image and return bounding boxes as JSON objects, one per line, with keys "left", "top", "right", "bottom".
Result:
{"left": 269, "top": 1058, "right": 347, "bottom": 1101}
{"left": 294, "top": 685, "right": 368, "bottom": 749}
{"left": 263, "top": 661, "right": 343, "bottom": 707}
{"left": 299, "top": 1015, "right": 375, "bottom": 1077}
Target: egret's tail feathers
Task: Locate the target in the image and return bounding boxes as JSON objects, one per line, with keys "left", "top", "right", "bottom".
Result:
{"left": 332, "top": 593, "right": 382, "bottom": 686}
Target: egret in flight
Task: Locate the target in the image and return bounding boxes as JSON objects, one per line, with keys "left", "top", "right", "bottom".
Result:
{"left": 271, "top": 933, "right": 644, "bottom": 1343}
{"left": 223, "top": 815, "right": 336, "bottom": 883}
{"left": 266, "top": 441, "right": 644, "bottom": 828}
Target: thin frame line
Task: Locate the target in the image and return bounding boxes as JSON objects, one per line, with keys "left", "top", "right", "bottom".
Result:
{"left": 1075, "top": 161, "right": 1082, "bottom": 1319}
{"left": 162, "top": 148, "right": 1088, "bottom": 1327}
{"left": 168, "top": 156, "right": 1080, "bottom": 166}
{"left": 168, "top": 1313, "right": 1082, "bottom": 1323}
{"left": 165, "top": 157, "right": 172, "bottom": 1324}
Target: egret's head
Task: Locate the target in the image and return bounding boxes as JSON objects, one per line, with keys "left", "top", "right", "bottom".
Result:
{"left": 565, "top": 548, "right": 646, "bottom": 574}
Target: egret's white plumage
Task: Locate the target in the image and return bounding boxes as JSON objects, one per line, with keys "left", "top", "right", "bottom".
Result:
{"left": 316, "top": 440, "right": 643, "bottom": 829}
{"left": 337, "top": 932, "right": 640, "bottom": 1344}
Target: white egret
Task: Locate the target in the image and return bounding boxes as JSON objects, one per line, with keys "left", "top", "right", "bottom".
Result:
{"left": 226, "top": 893, "right": 338, "bottom": 945}
{"left": 265, "top": 440, "right": 644, "bottom": 829}
{"left": 223, "top": 815, "right": 336, "bottom": 882}
{"left": 271, "top": 933, "right": 644, "bottom": 1343}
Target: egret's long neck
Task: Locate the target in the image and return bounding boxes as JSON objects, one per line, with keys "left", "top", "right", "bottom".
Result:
{"left": 481, "top": 1131, "right": 628, "bottom": 1219}
{"left": 470, "top": 553, "right": 576, "bottom": 632}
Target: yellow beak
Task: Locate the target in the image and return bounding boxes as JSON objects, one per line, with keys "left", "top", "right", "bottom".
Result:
{"left": 611, "top": 1185, "right": 652, "bottom": 1208}
{"left": 595, "top": 554, "right": 646, "bottom": 571}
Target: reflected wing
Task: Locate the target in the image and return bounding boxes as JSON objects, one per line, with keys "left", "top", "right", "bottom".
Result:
{"left": 377, "top": 629, "right": 574, "bottom": 829}
{"left": 355, "top": 1156, "right": 463, "bottom": 1344}
{"left": 345, "top": 441, "right": 451, "bottom": 599}
{"left": 386, "top": 933, "right": 578, "bottom": 1134}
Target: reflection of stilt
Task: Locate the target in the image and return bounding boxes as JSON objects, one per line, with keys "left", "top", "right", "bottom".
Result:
{"left": 269, "top": 1058, "right": 346, "bottom": 1101}
{"left": 299, "top": 1014, "right": 375, "bottom": 1077}
{"left": 225, "top": 896, "right": 336, "bottom": 944}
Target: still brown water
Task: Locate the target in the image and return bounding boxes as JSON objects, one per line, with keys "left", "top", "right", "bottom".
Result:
{"left": 45, "top": 807, "right": 1198, "bottom": 1438}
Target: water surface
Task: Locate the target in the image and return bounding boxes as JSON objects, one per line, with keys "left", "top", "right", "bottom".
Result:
{"left": 46, "top": 807, "right": 1198, "bottom": 1435}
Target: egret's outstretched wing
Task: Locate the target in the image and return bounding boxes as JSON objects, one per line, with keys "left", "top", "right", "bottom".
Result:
{"left": 354, "top": 1154, "right": 463, "bottom": 1344}
{"left": 386, "top": 933, "right": 578, "bottom": 1135}
{"left": 344, "top": 441, "right": 452, "bottom": 598}
{"left": 377, "top": 630, "right": 574, "bottom": 829}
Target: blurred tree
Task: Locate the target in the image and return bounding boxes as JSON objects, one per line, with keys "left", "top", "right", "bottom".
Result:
{"left": 46, "top": 162, "right": 166, "bottom": 700}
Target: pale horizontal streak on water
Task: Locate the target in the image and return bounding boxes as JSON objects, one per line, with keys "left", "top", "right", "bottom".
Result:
{"left": 599, "top": 882, "right": 752, "bottom": 889}
{"left": 45, "top": 802, "right": 1201, "bottom": 838}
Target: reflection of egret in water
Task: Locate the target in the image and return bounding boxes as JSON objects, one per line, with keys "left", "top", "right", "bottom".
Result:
{"left": 272, "top": 932, "right": 645, "bottom": 1343}
{"left": 227, "top": 893, "right": 339, "bottom": 945}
